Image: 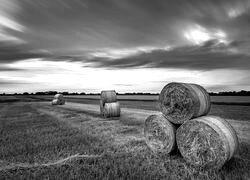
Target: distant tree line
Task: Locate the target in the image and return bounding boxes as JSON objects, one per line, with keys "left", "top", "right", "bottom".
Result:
{"left": 208, "top": 90, "right": 250, "bottom": 96}
{"left": 34, "top": 91, "right": 86, "bottom": 95}
{"left": 117, "top": 92, "right": 159, "bottom": 95}
{"left": 1, "top": 90, "right": 250, "bottom": 96}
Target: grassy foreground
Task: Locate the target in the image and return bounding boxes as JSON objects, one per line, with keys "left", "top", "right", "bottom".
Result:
{"left": 0, "top": 102, "right": 250, "bottom": 179}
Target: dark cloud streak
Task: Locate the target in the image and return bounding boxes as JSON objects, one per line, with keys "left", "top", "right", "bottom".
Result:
{"left": 0, "top": 78, "right": 31, "bottom": 85}
{"left": 0, "top": 67, "right": 24, "bottom": 72}
{"left": 81, "top": 40, "right": 250, "bottom": 71}
{"left": 0, "top": 42, "right": 51, "bottom": 63}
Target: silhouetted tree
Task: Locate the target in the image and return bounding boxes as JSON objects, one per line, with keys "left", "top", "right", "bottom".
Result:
{"left": 62, "top": 92, "right": 69, "bottom": 95}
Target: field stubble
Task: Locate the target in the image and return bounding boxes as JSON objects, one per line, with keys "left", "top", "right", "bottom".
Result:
{"left": 0, "top": 96, "right": 250, "bottom": 179}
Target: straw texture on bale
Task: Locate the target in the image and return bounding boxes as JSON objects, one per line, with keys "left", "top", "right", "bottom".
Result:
{"left": 100, "top": 90, "right": 117, "bottom": 104}
{"left": 144, "top": 114, "right": 176, "bottom": 153}
{"left": 159, "top": 82, "right": 211, "bottom": 124}
{"left": 51, "top": 99, "right": 65, "bottom": 105}
{"left": 54, "top": 94, "right": 64, "bottom": 100}
{"left": 100, "top": 100, "right": 104, "bottom": 115}
{"left": 176, "top": 116, "right": 239, "bottom": 169}
{"left": 103, "top": 102, "right": 120, "bottom": 118}
{"left": 51, "top": 99, "right": 58, "bottom": 105}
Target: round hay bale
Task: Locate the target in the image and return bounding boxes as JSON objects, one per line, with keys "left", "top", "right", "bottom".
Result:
{"left": 176, "top": 116, "right": 239, "bottom": 169}
{"left": 51, "top": 99, "right": 58, "bottom": 105}
{"left": 54, "top": 94, "right": 64, "bottom": 100}
{"left": 103, "top": 102, "right": 120, "bottom": 118}
{"left": 159, "top": 82, "right": 211, "bottom": 124}
{"left": 51, "top": 99, "right": 65, "bottom": 105}
{"left": 58, "top": 99, "right": 65, "bottom": 105}
{"left": 100, "top": 90, "right": 117, "bottom": 104}
{"left": 144, "top": 114, "right": 176, "bottom": 153}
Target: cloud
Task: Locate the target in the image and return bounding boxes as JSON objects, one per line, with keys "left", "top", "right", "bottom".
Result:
{"left": 0, "top": 15, "right": 25, "bottom": 32}
{"left": 1, "top": 0, "right": 250, "bottom": 92}
{"left": 183, "top": 24, "right": 228, "bottom": 45}
{"left": 0, "top": 29, "right": 25, "bottom": 44}
{"left": 0, "top": 66, "right": 23, "bottom": 72}
{"left": 0, "top": 0, "right": 26, "bottom": 45}
{"left": 0, "top": 42, "right": 51, "bottom": 63}
{"left": 113, "top": 83, "right": 134, "bottom": 87}
{"left": 0, "top": 78, "right": 30, "bottom": 85}
{"left": 80, "top": 40, "right": 250, "bottom": 70}
{"left": 88, "top": 46, "right": 170, "bottom": 59}
{"left": 8, "top": 0, "right": 247, "bottom": 51}
{"left": 2, "top": 0, "right": 250, "bottom": 62}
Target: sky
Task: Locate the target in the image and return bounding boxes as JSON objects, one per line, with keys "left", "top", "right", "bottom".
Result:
{"left": 0, "top": 0, "right": 250, "bottom": 93}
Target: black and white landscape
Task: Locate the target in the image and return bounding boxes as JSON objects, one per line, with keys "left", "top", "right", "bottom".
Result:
{"left": 0, "top": 0, "right": 250, "bottom": 179}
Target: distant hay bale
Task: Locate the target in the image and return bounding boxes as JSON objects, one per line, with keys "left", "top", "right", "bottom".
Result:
{"left": 144, "top": 114, "right": 176, "bottom": 153}
{"left": 103, "top": 102, "right": 120, "bottom": 118}
{"left": 51, "top": 99, "right": 65, "bottom": 105}
{"left": 100, "top": 90, "right": 118, "bottom": 116}
{"left": 176, "top": 116, "right": 239, "bottom": 169}
{"left": 52, "top": 93, "right": 65, "bottom": 105}
{"left": 54, "top": 94, "right": 64, "bottom": 100}
{"left": 52, "top": 99, "right": 57, "bottom": 105}
{"left": 159, "top": 82, "right": 211, "bottom": 124}
{"left": 100, "top": 90, "right": 117, "bottom": 104}
{"left": 59, "top": 99, "right": 65, "bottom": 105}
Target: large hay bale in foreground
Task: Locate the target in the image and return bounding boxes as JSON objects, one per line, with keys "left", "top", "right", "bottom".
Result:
{"left": 176, "top": 116, "right": 239, "bottom": 169}
{"left": 103, "top": 102, "right": 120, "bottom": 118}
{"left": 100, "top": 90, "right": 117, "bottom": 104}
{"left": 54, "top": 94, "right": 64, "bottom": 100}
{"left": 159, "top": 82, "right": 211, "bottom": 124}
{"left": 144, "top": 114, "right": 176, "bottom": 153}
{"left": 51, "top": 99, "right": 65, "bottom": 105}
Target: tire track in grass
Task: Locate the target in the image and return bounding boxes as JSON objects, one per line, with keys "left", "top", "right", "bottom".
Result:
{"left": 0, "top": 153, "right": 103, "bottom": 171}
{"left": 33, "top": 102, "right": 162, "bottom": 153}
{"left": 0, "top": 102, "right": 106, "bottom": 168}
{"left": 34, "top": 102, "right": 250, "bottom": 155}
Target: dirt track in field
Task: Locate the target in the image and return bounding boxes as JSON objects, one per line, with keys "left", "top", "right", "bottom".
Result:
{"left": 33, "top": 102, "right": 250, "bottom": 151}
{"left": 32, "top": 102, "right": 163, "bottom": 153}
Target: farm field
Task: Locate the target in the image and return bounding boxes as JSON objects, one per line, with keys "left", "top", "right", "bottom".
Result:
{"left": 66, "top": 95, "right": 250, "bottom": 103}
{"left": 12, "top": 94, "right": 250, "bottom": 102}
{"left": 210, "top": 96, "right": 250, "bottom": 103}
{"left": 1, "top": 0, "right": 249, "bottom": 179}
{"left": 27, "top": 95, "right": 250, "bottom": 121}
{"left": 2, "top": 95, "right": 250, "bottom": 121}
{"left": 0, "top": 96, "right": 250, "bottom": 179}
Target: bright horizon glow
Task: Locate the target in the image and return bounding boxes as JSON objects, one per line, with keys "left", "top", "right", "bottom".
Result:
{"left": 1, "top": 59, "right": 249, "bottom": 93}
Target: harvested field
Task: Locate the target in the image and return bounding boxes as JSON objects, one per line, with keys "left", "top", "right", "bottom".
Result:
{"left": 0, "top": 99, "right": 250, "bottom": 179}
{"left": 25, "top": 95, "right": 250, "bottom": 120}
